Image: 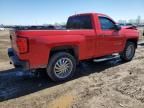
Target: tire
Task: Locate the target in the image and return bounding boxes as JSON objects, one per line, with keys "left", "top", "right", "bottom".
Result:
{"left": 120, "top": 41, "right": 136, "bottom": 62}
{"left": 47, "top": 52, "right": 76, "bottom": 82}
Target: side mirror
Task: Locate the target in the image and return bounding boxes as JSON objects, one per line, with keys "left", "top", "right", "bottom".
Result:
{"left": 115, "top": 24, "right": 121, "bottom": 31}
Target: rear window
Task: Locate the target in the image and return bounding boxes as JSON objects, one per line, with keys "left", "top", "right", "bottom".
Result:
{"left": 66, "top": 15, "right": 93, "bottom": 29}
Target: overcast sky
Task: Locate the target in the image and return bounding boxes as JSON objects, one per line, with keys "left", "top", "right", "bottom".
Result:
{"left": 0, "top": 0, "right": 144, "bottom": 25}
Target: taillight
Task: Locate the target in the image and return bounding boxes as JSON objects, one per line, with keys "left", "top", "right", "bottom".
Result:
{"left": 16, "top": 37, "right": 28, "bottom": 54}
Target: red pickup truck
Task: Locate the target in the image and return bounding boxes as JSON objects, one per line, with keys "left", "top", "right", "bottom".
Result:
{"left": 8, "top": 13, "right": 139, "bottom": 81}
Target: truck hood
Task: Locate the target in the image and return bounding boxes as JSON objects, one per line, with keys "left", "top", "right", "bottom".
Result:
{"left": 122, "top": 26, "right": 137, "bottom": 30}
{"left": 121, "top": 26, "right": 139, "bottom": 39}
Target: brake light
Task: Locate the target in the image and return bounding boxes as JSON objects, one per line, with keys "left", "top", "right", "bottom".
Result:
{"left": 16, "top": 37, "right": 28, "bottom": 54}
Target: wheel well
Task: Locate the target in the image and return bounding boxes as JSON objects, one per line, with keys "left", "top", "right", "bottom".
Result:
{"left": 49, "top": 46, "right": 78, "bottom": 61}
{"left": 127, "top": 38, "right": 138, "bottom": 48}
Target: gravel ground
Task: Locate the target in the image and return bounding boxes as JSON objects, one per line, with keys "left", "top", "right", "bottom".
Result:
{"left": 0, "top": 31, "right": 144, "bottom": 108}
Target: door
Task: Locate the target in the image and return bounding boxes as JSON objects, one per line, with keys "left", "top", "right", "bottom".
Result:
{"left": 96, "top": 16, "right": 124, "bottom": 56}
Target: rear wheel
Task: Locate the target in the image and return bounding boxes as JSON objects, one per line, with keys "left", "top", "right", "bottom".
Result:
{"left": 120, "top": 41, "right": 136, "bottom": 62}
{"left": 47, "top": 52, "right": 76, "bottom": 82}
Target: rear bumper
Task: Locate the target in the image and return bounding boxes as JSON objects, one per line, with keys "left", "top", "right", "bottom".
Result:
{"left": 8, "top": 48, "right": 29, "bottom": 70}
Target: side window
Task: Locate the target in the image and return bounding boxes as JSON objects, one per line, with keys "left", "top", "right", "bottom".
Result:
{"left": 99, "top": 17, "right": 116, "bottom": 30}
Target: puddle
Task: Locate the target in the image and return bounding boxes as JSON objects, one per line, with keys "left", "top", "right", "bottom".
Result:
{"left": 0, "top": 88, "right": 18, "bottom": 101}
{"left": 0, "top": 70, "right": 36, "bottom": 101}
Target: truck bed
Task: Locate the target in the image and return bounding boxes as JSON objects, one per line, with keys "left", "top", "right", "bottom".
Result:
{"left": 13, "top": 25, "right": 66, "bottom": 30}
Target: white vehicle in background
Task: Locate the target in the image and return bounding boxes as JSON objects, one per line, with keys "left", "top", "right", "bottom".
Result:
{"left": 0, "top": 25, "right": 5, "bottom": 31}
{"left": 0, "top": 28, "right": 5, "bottom": 31}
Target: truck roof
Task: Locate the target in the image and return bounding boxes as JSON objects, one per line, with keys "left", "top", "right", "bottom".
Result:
{"left": 70, "top": 13, "right": 109, "bottom": 18}
{"left": 69, "top": 12, "right": 115, "bottom": 23}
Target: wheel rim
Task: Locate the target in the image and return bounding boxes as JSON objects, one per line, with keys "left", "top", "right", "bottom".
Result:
{"left": 126, "top": 45, "right": 135, "bottom": 59}
{"left": 54, "top": 57, "right": 73, "bottom": 79}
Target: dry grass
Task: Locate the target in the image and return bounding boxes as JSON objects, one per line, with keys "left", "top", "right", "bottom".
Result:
{"left": 0, "top": 31, "right": 10, "bottom": 62}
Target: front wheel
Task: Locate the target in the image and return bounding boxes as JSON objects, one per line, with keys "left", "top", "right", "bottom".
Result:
{"left": 47, "top": 52, "right": 76, "bottom": 82}
{"left": 120, "top": 41, "right": 136, "bottom": 62}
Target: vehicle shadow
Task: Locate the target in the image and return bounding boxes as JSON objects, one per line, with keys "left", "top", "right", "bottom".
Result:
{"left": 0, "top": 57, "right": 125, "bottom": 102}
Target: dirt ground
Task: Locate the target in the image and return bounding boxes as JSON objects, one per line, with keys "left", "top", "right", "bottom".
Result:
{"left": 0, "top": 30, "right": 144, "bottom": 108}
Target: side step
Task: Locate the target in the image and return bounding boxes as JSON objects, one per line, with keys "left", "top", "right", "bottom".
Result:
{"left": 93, "top": 54, "right": 120, "bottom": 62}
